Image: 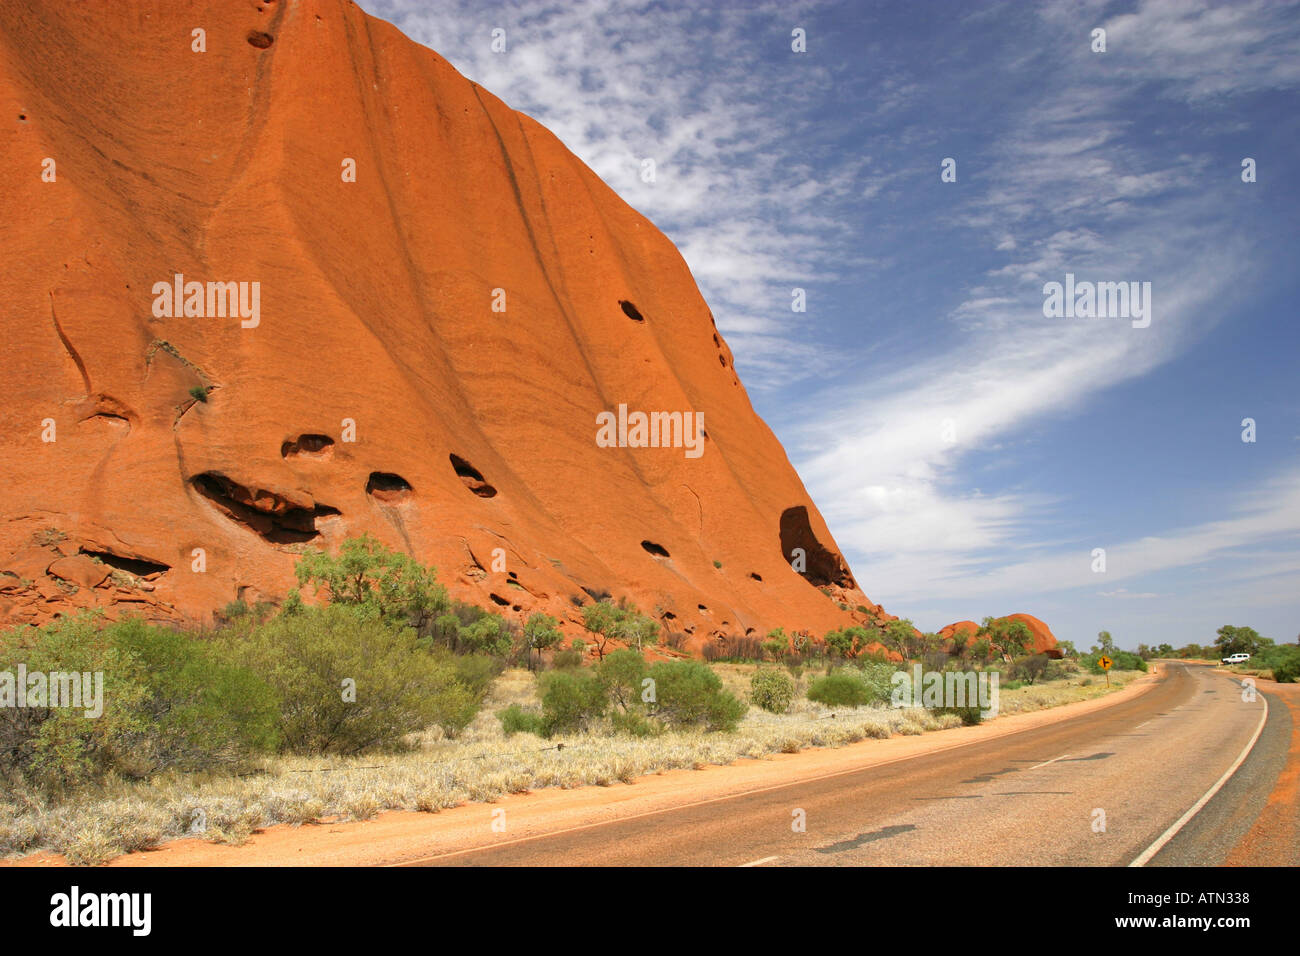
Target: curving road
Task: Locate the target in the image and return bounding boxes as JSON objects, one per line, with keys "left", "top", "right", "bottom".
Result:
{"left": 401, "top": 662, "right": 1294, "bottom": 866}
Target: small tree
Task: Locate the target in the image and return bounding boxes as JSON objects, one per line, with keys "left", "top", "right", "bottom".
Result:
{"left": 294, "top": 534, "right": 448, "bottom": 634}
{"left": 598, "top": 649, "right": 647, "bottom": 712}
{"left": 581, "top": 600, "right": 622, "bottom": 661}
{"left": 884, "top": 619, "right": 919, "bottom": 661}
{"left": 522, "top": 612, "right": 563, "bottom": 671}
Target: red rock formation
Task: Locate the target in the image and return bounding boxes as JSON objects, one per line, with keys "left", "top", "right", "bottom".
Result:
{"left": 0, "top": 0, "right": 886, "bottom": 641}
{"left": 938, "top": 615, "right": 1061, "bottom": 659}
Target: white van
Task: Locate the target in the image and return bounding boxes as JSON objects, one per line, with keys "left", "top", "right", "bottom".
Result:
{"left": 1222, "top": 652, "right": 1251, "bottom": 665}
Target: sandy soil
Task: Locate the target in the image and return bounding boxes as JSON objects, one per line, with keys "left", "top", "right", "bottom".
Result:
{"left": 8, "top": 664, "right": 1163, "bottom": 867}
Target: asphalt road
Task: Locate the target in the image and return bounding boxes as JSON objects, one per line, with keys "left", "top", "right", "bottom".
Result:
{"left": 404, "top": 662, "right": 1290, "bottom": 866}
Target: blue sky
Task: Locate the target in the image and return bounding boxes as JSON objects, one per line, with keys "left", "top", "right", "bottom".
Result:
{"left": 370, "top": 0, "right": 1300, "bottom": 652}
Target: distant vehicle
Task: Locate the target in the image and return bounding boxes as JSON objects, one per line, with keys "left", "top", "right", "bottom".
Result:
{"left": 1222, "top": 653, "right": 1251, "bottom": 665}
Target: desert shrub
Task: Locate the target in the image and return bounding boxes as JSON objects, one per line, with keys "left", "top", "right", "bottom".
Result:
{"left": 539, "top": 670, "right": 607, "bottom": 735}
{"left": 806, "top": 670, "right": 872, "bottom": 708}
{"left": 497, "top": 704, "right": 546, "bottom": 737}
{"left": 0, "top": 614, "right": 278, "bottom": 792}
{"left": 1247, "top": 644, "right": 1300, "bottom": 683}
{"left": 598, "top": 649, "right": 648, "bottom": 711}
{"left": 931, "top": 704, "right": 984, "bottom": 726}
{"left": 551, "top": 648, "right": 583, "bottom": 669}
{"left": 522, "top": 613, "right": 563, "bottom": 670}
{"left": 750, "top": 669, "right": 795, "bottom": 713}
{"left": 646, "top": 660, "right": 746, "bottom": 731}
{"left": 1012, "top": 654, "right": 1050, "bottom": 685}
{"left": 855, "top": 660, "right": 902, "bottom": 703}
{"left": 1082, "top": 649, "right": 1146, "bottom": 673}
{"left": 610, "top": 710, "right": 660, "bottom": 737}
{"left": 293, "top": 533, "right": 449, "bottom": 634}
{"left": 226, "top": 604, "right": 476, "bottom": 753}
{"left": 457, "top": 614, "right": 513, "bottom": 657}
{"left": 662, "top": 630, "right": 688, "bottom": 651}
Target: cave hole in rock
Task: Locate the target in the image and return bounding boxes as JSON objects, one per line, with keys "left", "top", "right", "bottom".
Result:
{"left": 619, "top": 300, "right": 645, "bottom": 322}
{"left": 779, "top": 505, "right": 857, "bottom": 589}
{"left": 79, "top": 549, "right": 170, "bottom": 578}
{"left": 750, "top": 572, "right": 763, "bottom": 582}
{"left": 640, "top": 540, "right": 670, "bottom": 558}
{"left": 282, "top": 434, "right": 335, "bottom": 459}
{"left": 192, "top": 472, "right": 338, "bottom": 544}
{"left": 247, "top": 30, "right": 274, "bottom": 48}
{"left": 489, "top": 593, "right": 510, "bottom": 606}
{"left": 449, "top": 454, "right": 497, "bottom": 497}
{"left": 366, "top": 472, "right": 412, "bottom": 503}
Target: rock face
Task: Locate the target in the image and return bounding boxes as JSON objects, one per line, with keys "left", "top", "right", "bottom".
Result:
{"left": 0, "top": 0, "right": 886, "bottom": 643}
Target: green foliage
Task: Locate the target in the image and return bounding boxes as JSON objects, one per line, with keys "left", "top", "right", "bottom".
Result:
{"left": 1081, "top": 648, "right": 1147, "bottom": 674}
{"left": 750, "top": 668, "right": 795, "bottom": 713}
{"left": 0, "top": 615, "right": 277, "bottom": 792}
{"left": 854, "top": 660, "right": 902, "bottom": 702}
{"left": 610, "top": 709, "right": 660, "bottom": 737}
{"left": 598, "top": 649, "right": 648, "bottom": 711}
{"left": 551, "top": 648, "right": 583, "bottom": 669}
{"left": 1273, "top": 658, "right": 1300, "bottom": 683}
{"left": 645, "top": 660, "right": 746, "bottom": 731}
{"left": 979, "top": 617, "right": 1033, "bottom": 660}
{"left": 224, "top": 604, "right": 476, "bottom": 753}
{"left": 458, "top": 614, "right": 513, "bottom": 657}
{"left": 883, "top": 619, "right": 920, "bottom": 660}
{"left": 1214, "top": 625, "right": 1270, "bottom": 658}
{"left": 497, "top": 704, "right": 546, "bottom": 737}
{"left": 580, "top": 599, "right": 659, "bottom": 658}
{"left": 806, "top": 670, "right": 873, "bottom": 708}
{"left": 1012, "top": 653, "right": 1050, "bottom": 685}
{"left": 1245, "top": 643, "right": 1300, "bottom": 682}
{"left": 294, "top": 534, "right": 449, "bottom": 633}
{"left": 188, "top": 385, "right": 209, "bottom": 403}
{"left": 932, "top": 704, "right": 984, "bottom": 726}
{"left": 522, "top": 613, "right": 563, "bottom": 670}
{"left": 539, "top": 669, "right": 607, "bottom": 735}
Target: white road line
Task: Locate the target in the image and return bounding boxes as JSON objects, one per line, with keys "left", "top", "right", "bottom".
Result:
{"left": 1129, "top": 689, "right": 1269, "bottom": 867}
{"left": 739, "top": 856, "right": 780, "bottom": 867}
{"left": 1027, "top": 754, "right": 1070, "bottom": 770}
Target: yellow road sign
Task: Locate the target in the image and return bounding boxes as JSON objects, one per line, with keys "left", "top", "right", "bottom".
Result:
{"left": 1098, "top": 655, "right": 1113, "bottom": 670}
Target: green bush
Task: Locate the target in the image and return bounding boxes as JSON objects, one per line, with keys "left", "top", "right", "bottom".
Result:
{"left": 225, "top": 604, "right": 476, "bottom": 753}
{"left": 1082, "top": 649, "right": 1147, "bottom": 674}
{"left": 610, "top": 709, "right": 660, "bottom": 737}
{"left": 539, "top": 670, "right": 607, "bottom": 735}
{"left": 497, "top": 704, "right": 546, "bottom": 737}
{"left": 598, "top": 649, "right": 648, "bottom": 711}
{"left": 1273, "top": 659, "right": 1299, "bottom": 683}
{"left": 750, "top": 669, "right": 795, "bottom": 713}
{"left": 550, "top": 648, "right": 583, "bottom": 669}
{"left": 0, "top": 614, "right": 278, "bottom": 792}
{"left": 855, "top": 660, "right": 902, "bottom": 703}
{"left": 932, "top": 704, "right": 984, "bottom": 726}
{"left": 806, "top": 670, "right": 872, "bottom": 708}
{"left": 293, "top": 533, "right": 450, "bottom": 634}
{"left": 646, "top": 660, "right": 746, "bottom": 731}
